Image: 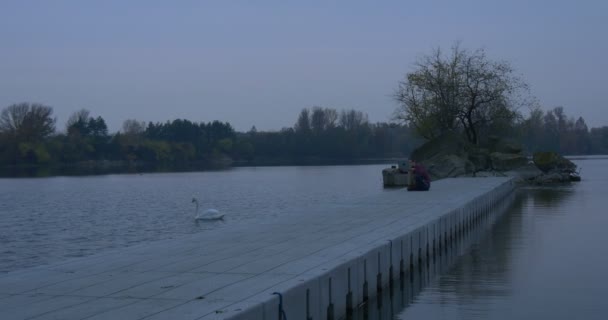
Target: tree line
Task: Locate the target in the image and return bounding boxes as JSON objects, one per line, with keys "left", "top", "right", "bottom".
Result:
{"left": 1, "top": 101, "right": 605, "bottom": 171}
{"left": 518, "top": 106, "right": 607, "bottom": 155}
{"left": 0, "top": 103, "right": 422, "bottom": 168}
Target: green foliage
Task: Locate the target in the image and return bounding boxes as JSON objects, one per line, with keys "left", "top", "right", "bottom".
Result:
{"left": 141, "top": 140, "right": 171, "bottom": 162}
{"left": 18, "top": 143, "right": 51, "bottom": 164}
{"left": 233, "top": 137, "right": 255, "bottom": 161}
{"left": 216, "top": 138, "right": 233, "bottom": 153}
{"left": 64, "top": 110, "right": 110, "bottom": 162}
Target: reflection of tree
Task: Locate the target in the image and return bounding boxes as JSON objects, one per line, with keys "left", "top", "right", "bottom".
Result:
{"left": 426, "top": 194, "right": 525, "bottom": 307}
{"left": 384, "top": 187, "right": 574, "bottom": 320}
{"left": 525, "top": 186, "right": 575, "bottom": 208}
{"left": 355, "top": 194, "right": 518, "bottom": 319}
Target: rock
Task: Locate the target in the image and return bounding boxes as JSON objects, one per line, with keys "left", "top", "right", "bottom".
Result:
{"left": 498, "top": 142, "right": 523, "bottom": 154}
{"left": 490, "top": 152, "right": 529, "bottom": 171}
{"left": 484, "top": 135, "right": 523, "bottom": 154}
{"left": 532, "top": 172, "right": 571, "bottom": 184}
{"left": 470, "top": 171, "right": 506, "bottom": 177}
{"left": 409, "top": 132, "right": 477, "bottom": 179}
{"left": 532, "top": 152, "right": 577, "bottom": 173}
{"left": 504, "top": 163, "right": 543, "bottom": 183}
{"left": 409, "top": 132, "right": 579, "bottom": 183}
{"left": 468, "top": 148, "right": 491, "bottom": 171}
{"left": 484, "top": 135, "right": 501, "bottom": 152}
{"left": 529, "top": 152, "right": 580, "bottom": 184}
{"left": 410, "top": 131, "right": 473, "bottom": 163}
{"left": 425, "top": 154, "right": 475, "bottom": 179}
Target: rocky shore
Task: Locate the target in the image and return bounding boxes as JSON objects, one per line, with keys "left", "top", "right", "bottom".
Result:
{"left": 410, "top": 132, "right": 580, "bottom": 185}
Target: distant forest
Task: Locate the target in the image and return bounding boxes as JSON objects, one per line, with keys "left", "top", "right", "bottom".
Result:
{"left": 0, "top": 103, "right": 607, "bottom": 170}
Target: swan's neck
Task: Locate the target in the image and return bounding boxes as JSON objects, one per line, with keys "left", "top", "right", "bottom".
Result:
{"left": 194, "top": 200, "right": 199, "bottom": 217}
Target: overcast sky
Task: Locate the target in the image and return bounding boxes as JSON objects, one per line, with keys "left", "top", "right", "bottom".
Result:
{"left": 1, "top": 0, "right": 607, "bottom": 132}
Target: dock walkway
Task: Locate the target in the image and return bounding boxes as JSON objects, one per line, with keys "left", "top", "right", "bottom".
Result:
{"left": 0, "top": 177, "right": 514, "bottom": 320}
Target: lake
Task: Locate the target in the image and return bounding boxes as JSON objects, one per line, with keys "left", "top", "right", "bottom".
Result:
{"left": 2, "top": 159, "right": 607, "bottom": 320}
{"left": 0, "top": 164, "right": 389, "bottom": 273}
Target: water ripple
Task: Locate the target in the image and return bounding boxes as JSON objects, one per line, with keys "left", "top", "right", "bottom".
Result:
{"left": 0, "top": 165, "right": 387, "bottom": 273}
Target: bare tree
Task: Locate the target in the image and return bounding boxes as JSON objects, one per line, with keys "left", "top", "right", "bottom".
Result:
{"left": 66, "top": 109, "right": 91, "bottom": 136}
{"left": 339, "top": 109, "right": 369, "bottom": 131}
{"left": 0, "top": 103, "right": 56, "bottom": 142}
{"left": 122, "top": 119, "right": 146, "bottom": 136}
{"left": 310, "top": 106, "right": 338, "bottom": 133}
{"left": 120, "top": 119, "right": 146, "bottom": 145}
{"left": 457, "top": 48, "right": 525, "bottom": 143}
{"left": 0, "top": 104, "right": 29, "bottom": 136}
{"left": 66, "top": 109, "right": 90, "bottom": 129}
{"left": 294, "top": 108, "right": 311, "bottom": 133}
{"left": 395, "top": 44, "right": 528, "bottom": 144}
{"left": 324, "top": 108, "right": 338, "bottom": 129}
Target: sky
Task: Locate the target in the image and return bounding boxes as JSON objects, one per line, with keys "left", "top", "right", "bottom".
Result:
{"left": 1, "top": 0, "right": 607, "bottom": 132}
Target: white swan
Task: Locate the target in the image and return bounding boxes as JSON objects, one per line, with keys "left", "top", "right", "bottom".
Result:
{"left": 192, "top": 198, "right": 225, "bottom": 220}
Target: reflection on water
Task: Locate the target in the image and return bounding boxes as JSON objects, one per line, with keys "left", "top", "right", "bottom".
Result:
{"left": 528, "top": 186, "right": 575, "bottom": 208}
{"left": 0, "top": 162, "right": 233, "bottom": 178}
{"left": 349, "top": 190, "right": 518, "bottom": 320}
{"left": 0, "top": 159, "right": 397, "bottom": 178}
{"left": 360, "top": 158, "right": 608, "bottom": 320}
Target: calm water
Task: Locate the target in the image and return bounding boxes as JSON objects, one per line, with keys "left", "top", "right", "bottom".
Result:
{"left": 2, "top": 160, "right": 607, "bottom": 319}
{"left": 353, "top": 158, "right": 608, "bottom": 320}
{"left": 0, "top": 164, "right": 388, "bottom": 273}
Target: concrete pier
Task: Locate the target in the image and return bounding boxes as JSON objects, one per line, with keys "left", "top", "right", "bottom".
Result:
{"left": 0, "top": 177, "right": 514, "bottom": 320}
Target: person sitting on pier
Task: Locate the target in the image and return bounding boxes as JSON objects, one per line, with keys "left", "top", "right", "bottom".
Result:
{"left": 408, "top": 160, "right": 431, "bottom": 191}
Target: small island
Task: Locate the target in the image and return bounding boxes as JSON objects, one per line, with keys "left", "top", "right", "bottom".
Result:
{"left": 402, "top": 132, "right": 580, "bottom": 185}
